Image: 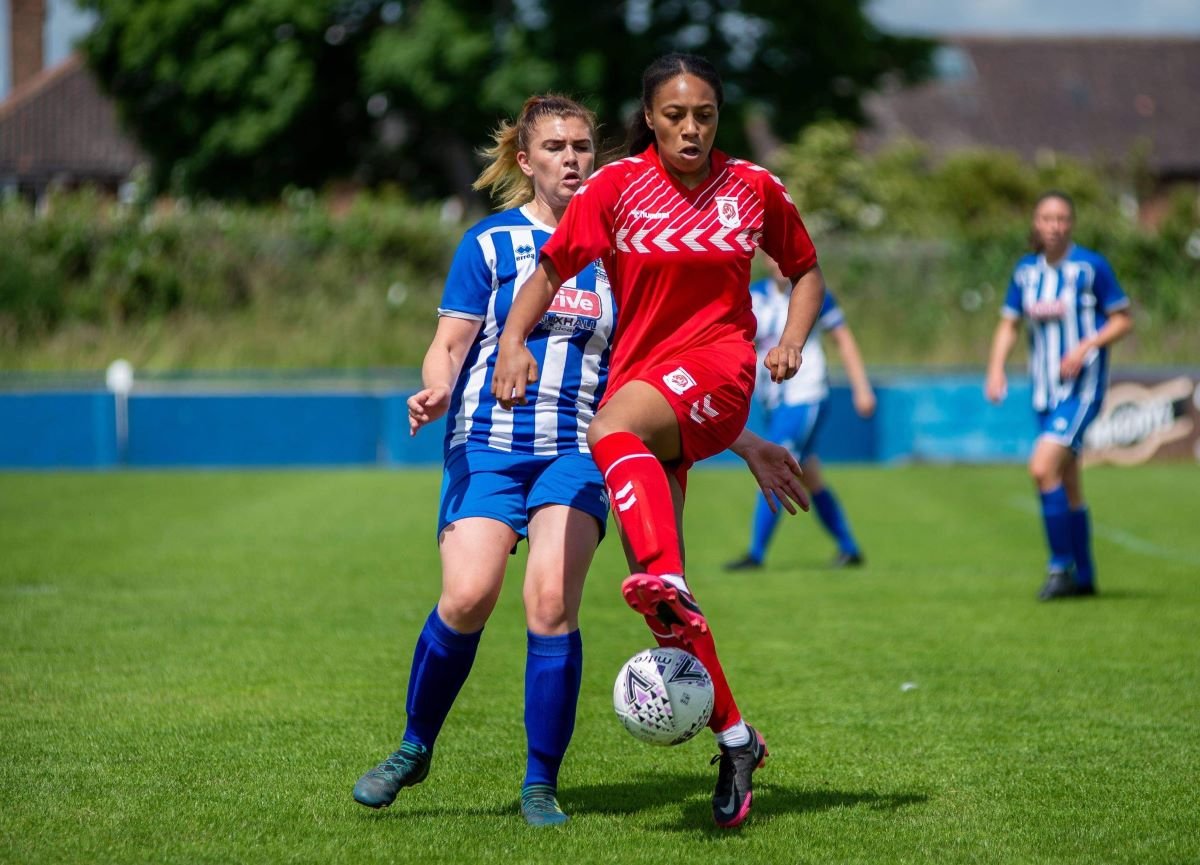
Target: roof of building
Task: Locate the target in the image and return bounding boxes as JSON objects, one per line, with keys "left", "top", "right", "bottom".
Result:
{"left": 0, "top": 53, "right": 143, "bottom": 186}
{"left": 861, "top": 36, "right": 1200, "bottom": 177}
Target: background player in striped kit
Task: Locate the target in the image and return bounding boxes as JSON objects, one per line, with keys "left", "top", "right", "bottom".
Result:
{"left": 985, "top": 191, "right": 1132, "bottom": 600}
{"left": 725, "top": 256, "right": 875, "bottom": 571}
{"left": 351, "top": 95, "right": 612, "bottom": 826}
{"left": 492, "top": 53, "right": 823, "bottom": 828}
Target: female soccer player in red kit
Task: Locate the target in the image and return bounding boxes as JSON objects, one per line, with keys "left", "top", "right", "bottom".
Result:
{"left": 493, "top": 53, "right": 825, "bottom": 827}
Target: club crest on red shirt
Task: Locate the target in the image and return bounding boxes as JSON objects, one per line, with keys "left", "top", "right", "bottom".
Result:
{"left": 716, "top": 196, "right": 740, "bottom": 229}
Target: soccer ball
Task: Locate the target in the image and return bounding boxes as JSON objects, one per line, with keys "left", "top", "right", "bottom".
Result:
{"left": 612, "top": 647, "right": 714, "bottom": 746}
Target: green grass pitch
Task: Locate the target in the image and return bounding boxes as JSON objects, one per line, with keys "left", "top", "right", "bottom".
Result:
{"left": 2, "top": 465, "right": 1197, "bottom": 864}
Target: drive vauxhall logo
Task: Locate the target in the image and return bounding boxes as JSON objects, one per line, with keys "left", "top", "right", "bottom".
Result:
{"left": 547, "top": 287, "right": 601, "bottom": 319}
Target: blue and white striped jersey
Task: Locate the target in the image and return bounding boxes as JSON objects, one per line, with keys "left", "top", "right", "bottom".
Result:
{"left": 439, "top": 205, "right": 616, "bottom": 456}
{"left": 1003, "top": 244, "right": 1129, "bottom": 412}
{"left": 750, "top": 278, "right": 845, "bottom": 409}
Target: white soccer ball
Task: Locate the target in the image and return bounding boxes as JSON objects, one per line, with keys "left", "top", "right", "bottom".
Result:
{"left": 612, "top": 647, "right": 714, "bottom": 746}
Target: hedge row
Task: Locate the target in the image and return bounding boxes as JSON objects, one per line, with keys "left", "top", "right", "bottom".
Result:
{"left": 2, "top": 132, "right": 1197, "bottom": 369}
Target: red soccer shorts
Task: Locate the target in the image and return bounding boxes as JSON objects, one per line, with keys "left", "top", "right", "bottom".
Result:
{"left": 634, "top": 341, "right": 756, "bottom": 476}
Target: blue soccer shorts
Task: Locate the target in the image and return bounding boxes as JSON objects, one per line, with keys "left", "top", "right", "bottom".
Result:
{"left": 763, "top": 399, "right": 827, "bottom": 462}
{"left": 1036, "top": 395, "right": 1102, "bottom": 453}
{"left": 437, "top": 445, "right": 608, "bottom": 541}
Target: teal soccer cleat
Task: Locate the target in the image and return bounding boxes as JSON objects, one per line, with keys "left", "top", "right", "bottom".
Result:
{"left": 520, "top": 784, "right": 569, "bottom": 827}
{"left": 352, "top": 741, "right": 432, "bottom": 808}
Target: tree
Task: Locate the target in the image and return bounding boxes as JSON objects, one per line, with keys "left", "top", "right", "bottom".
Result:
{"left": 82, "top": 0, "right": 932, "bottom": 201}
{"left": 82, "top": 0, "right": 376, "bottom": 199}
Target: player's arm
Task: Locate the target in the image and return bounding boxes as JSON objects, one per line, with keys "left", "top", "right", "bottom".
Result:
{"left": 1060, "top": 309, "right": 1133, "bottom": 379}
{"left": 492, "top": 260, "right": 564, "bottom": 409}
{"left": 985, "top": 316, "right": 1021, "bottom": 404}
{"left": 765, "top": 265, "right": 825, "bottom": 383}
{"left": 408, "top": 316, "right": 482, "bottom": 435}
{"left": 829, "top": 323, "right": 876, "bottom": 418}
{"left": 729, "top": 428, "right": 810, "bottom": 515}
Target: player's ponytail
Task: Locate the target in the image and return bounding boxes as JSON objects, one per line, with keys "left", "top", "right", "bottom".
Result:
{"left": 475, "top": 94, "right": 597, "bottom": 211}
{"left": 627, "top": 52, "right": 724, "bottom": 156}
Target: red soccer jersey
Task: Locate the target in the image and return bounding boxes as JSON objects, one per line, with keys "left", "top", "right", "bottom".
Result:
{"left": 539, "top": 145, "right": 818, "bottom": 393}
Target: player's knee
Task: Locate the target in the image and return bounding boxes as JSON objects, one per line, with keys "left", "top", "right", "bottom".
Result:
{"left": 438, "top": 588, "right": 497, "bottom": 633}
{"left": 1028, "top": 458, "right": 1059, "bottom": 490}
{"left": 524, "top": 594, "right": 571, "bottom": 634}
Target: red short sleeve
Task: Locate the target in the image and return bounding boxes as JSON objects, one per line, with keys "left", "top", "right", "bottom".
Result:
{"left": 540, "top": 164, "right": 622, "bottom": 281}
{"left": 757, "top": 173, "right": 817, "bottom": 278}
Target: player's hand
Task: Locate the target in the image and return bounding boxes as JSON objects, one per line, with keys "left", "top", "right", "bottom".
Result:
{"left": 764, "top": 342, "right": 803, "bottom": 383}
{"left": 1060, "top": 343, "right": 1090, "bottom": 380}
{"left": 984, "top": 369, "right": 1007, "bottom": 404}
{"left": 741, "top": 437, "right": 810, "bottom": 515}
{"left": 407, "top": 386, "right": 452, "bottom": 435}
{"left": 491, "top": 338, "right": 539, "bottom": 410}
{"left": 853, "top": 386, "right": 877, "bottom": 418}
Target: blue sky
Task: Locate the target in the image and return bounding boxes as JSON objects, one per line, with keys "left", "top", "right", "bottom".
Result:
{"left": 868, "top": 0, "right": 1200, "bottom": 34}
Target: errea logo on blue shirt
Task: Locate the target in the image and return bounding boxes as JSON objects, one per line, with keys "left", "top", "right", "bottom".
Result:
{"left": 515, "top": 244, "right": 535, "bottom": 260}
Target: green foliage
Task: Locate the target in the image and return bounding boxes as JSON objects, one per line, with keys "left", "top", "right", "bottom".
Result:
{"left": 2, "top": 467, "right": 1199, "bottom": 863}
{"left": 80, "top": 0, "right": 931, "bottom": 201}
{"left": 0, "top": 188, "right": 456, "bottom": 368}
{"left": 771, "top": 123, "right": 1200, "bottom": 357}
{"left": 81, "top": 0, "right": 372, "bottom": 199}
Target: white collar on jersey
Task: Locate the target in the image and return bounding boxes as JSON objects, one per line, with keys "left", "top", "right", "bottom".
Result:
{"left": 519, "top": 204, "right": 556, "bottom": 234}
{"left": 1038, "top": 242, "right": 1077, "bottom": 269}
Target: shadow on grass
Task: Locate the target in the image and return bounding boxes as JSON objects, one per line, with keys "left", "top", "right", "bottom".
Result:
{"left": 350, "top": 772, "right": 927, "bottom": 831}
{"left": 566, "top": 771, "right": 928, "bottom": 834}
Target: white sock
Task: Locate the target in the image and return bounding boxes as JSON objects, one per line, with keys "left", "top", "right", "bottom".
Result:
{"left": 715, "top": 721, "right": 751, "bottom": 749}
{"left": 660, "top": 573, "right": 692, "bottom": 596}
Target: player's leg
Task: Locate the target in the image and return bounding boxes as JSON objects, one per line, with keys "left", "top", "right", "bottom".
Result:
{"left": 1062, "top": 454, "right": 1096, "bottom": 593}
{"left": 353, "top": 518, "right": 513, "bottom": 807}
{"left": 354, "top": 449, "right": 522, "bottom": 808}
{"left": 802, "top": 455, "right": 864, "bottom": 567}
{"left": 588, "top": 379, "right": 686, "bottom": 580}
{"left": 726, "top": 405, "right": 802, "bottom": 570}
{"left": 518, "top": 501, "right": 600, "bottom": 827}
{"left": 1029, "top": 435, "right": 1078, "bottom": 600}
{"left": 1032, "top": 398, "right": 1100, "bottom": 600}
{"left": 614, "top": 466, "right": 763, "bottom": 828}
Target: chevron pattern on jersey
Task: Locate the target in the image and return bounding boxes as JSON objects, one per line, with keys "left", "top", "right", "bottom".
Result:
{"left": 611, "top": 165, "right": 767, "bottom": 258}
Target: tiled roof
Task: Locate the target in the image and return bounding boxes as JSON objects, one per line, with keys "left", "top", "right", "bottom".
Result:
{"left": 862, "top": 37, "right": 1200, "bottom": 176}
{"left": 0, "top": 53, "right": 143, "bottom": 185}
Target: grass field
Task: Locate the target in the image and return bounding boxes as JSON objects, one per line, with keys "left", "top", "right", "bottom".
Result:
{"left": 2, "top": 465, "right": 1198, "bottom": 864}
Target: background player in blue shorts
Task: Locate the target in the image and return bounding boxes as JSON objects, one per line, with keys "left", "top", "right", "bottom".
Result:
{"left": 985, "top": 191, "right": 1133, "bottom": 601}
{"left": 726, "top": 257, "right": 876, "bottom": 571}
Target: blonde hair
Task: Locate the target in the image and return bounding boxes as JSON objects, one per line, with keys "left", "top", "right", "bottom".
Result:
{"left": 474, "top": 94, "right": 597, "bottom": 211}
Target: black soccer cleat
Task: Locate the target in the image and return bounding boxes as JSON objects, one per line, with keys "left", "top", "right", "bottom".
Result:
{"left": 711, "top": 725, "right": 768, "bottom": 828}
{"left": 724, "top": 555, "right": 763, "bottom": 572}
{"left": 832, "top": 551, "right": 864, "bottom": 568}
{"left": 1037, "top": 566, "right": 1095, "bottom": 601}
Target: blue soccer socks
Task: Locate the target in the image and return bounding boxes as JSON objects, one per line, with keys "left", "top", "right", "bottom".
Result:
{"left": 748, "top": 494, "right": 782, "bottom": 563}
{"left": 1039, "top": 486, "right": 1074, "bottom": 571}
{"left": 402, "top": 607, "right": 482, "bottom": 750}
{"left": 1069, "top": 507, "right": 1095, "bottom": 590}
{"left": 523, "top": 629, "right": 583, "bottom": 789}
{"left": 813, "top": 488, "right": 861, "bottom": 557}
